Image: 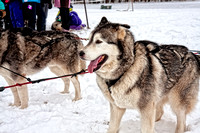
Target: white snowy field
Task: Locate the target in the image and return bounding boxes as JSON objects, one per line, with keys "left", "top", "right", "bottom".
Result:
{"left": 0, "top": 1, "right": 200, "bottom": 133}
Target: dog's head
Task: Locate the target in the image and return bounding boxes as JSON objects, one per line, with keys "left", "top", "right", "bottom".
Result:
{"left": 79, "top": 17, "right": 135, "bottom": 76}
{"left": 51, "top": 21, "right": 62, "bottom": 31}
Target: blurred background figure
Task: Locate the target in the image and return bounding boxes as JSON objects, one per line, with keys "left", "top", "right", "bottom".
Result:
{"left": 53, "top": 5, "right": 86, "bottom": 31}
{"left": 41, "top": 0, "right": 52, "bottom": 30}
{"left": 9, "top": 0, "right": 24, "bottom": 28}
{"left": 22, "top": 0, "right": 45, "bottom": 31}
{"left": 54, "top": 0, "right": 71, "bottom": 32}
{"left": 0, "top": 0, "right": 6, "bottom": 28}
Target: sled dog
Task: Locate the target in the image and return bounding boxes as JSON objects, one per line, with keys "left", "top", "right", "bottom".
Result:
{"left": 0, "top": 28, "right": 86, "bottom": 109}
{"left": 79, "top": 17, "right": 200, "bottom": 133}
{"left": 51, "top": 21, "right": 63, "bottom": 31}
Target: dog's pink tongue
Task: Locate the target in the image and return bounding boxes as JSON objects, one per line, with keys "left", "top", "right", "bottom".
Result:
{"left": 88, "top": 56, "right": 102, "bottom": 73}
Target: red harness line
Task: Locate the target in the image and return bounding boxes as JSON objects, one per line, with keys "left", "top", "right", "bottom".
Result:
{"left": 0, "top": 69, "right": 89, "bottom": 92}
{"left": 190, "top": 50, "right": 200, "bottom": 55}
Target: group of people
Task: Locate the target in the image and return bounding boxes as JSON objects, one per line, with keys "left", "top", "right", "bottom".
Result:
{"left": 0, "top": 0, "right": 74, "bottom": 32}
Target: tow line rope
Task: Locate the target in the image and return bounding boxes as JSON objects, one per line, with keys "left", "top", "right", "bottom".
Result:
{"left": 0, "top": 66, "right": 31, "bottom": 82}
{"left": 0, "top": 69, "right": 89, "bottom": 92}
{"left": 190, "top": 50, "right": 200, "bottom": 55}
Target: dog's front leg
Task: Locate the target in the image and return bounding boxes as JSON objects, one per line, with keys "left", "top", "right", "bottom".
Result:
{"left": 17, "top": 85, "right": 29, "bottom": 109}
{"left": 70, "top": 76, "right": 82, "bottom": 101}
{"left": 15, "top": 78, "right": 29, "bottom": 109}
{"left": 10, "top": 87, "right": 22, "bottom": 107}
{"left": 4, "top": 77, "right": 21, "bottom": 107}
{"left": 107, "top": 103, "right": 126, "bottom": 133}
{"left": 140, "top": 101, "right": 156, "bottom": 133}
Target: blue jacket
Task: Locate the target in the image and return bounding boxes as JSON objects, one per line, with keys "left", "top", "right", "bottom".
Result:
{"left": 22, "top": 0, "right": 40, "bottom": 3}
{"left": 70, "top": 11, "right": 82, "bottom": 26}
{"left": 56, "top": 11, "right": 82, "bottom": 26}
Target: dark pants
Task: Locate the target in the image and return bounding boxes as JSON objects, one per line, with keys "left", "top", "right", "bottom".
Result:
{"left": 42, "top": 3, "right": 49, "bottom": 30}
{"left": 9, "top": 0, "right": 24, "bottom": 28}
{"left": 23, "top": 2, "right": 45, "bottom": 31}
{"left": 0, "top": 18, "right": 3, "bottom": 28}
{"left": 60, "top": 7, "right": 70, "bottom": 30}
{"left": 4, "top": 4, "right": 12, "bottom": 29}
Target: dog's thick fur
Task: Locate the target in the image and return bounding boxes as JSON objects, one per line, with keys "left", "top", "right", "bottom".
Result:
{"left": 79, "top": 17, "right": 200, "bottom": 133}
{"left": 0, "top": 28, "right": 86, "bottom": 109}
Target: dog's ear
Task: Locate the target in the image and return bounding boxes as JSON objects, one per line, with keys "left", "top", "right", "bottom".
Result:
{"left": 117, "top": 26, "right": 127, "bottom": 41}
{"left": 115, "top": 24, "right": 130, "bottom": 41}
{"left": 97, "top": 17, "right": 109, "bottom": 27}
{"left": 120, "top": 24, "right": 130, "bottom": 29}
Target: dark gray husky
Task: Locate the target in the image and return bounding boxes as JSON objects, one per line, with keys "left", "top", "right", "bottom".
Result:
{"left": 0, "top": 28, "right": 86, "bottom": 109}
{"left": 79, "top": 17, "right": 200, "bottom": 133}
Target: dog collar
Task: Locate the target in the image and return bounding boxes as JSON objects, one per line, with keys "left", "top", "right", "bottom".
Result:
{"left": 105, "top": 74, "right": 123, "bottom": 93}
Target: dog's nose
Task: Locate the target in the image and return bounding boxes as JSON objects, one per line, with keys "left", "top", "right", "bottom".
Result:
{"left": 79, "top": 51, "right": 85, "bottom": 57}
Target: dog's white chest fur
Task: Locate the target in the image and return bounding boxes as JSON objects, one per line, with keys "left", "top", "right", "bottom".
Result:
{"left": 111, "top": 86, "right": 141, "bottom": 109}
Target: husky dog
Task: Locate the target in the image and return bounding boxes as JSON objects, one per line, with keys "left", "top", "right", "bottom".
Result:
{"left": 79, "top": 17, "right": 200, "bottom": 133}
{"left": 0, "top": 28, "right": 86, "bottom": 109}
{"left": 51, "top": 21, "right": 63, "bottom": 31}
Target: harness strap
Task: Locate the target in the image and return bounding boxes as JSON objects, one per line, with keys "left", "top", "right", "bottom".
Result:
{"left": 105, "top": 74, "right": 124, "bottom": 93}
{"left": 0, "top": 65, "right": 31, "bottom": 82}
{"left": 0, "top": 69, "right": 89, "bottom": 92}
{"left": 25, "top": 36, "right": 63, "bottom": 50}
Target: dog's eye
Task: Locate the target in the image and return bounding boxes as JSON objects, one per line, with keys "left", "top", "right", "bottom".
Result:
{"left": 95, "top": 40, "right": 102, "bottom": 44}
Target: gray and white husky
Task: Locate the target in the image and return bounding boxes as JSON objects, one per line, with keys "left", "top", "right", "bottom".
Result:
{"left": 79, "top": 17, "right": 200, "bottom": 133}
{"left": 0, "top": 28, "right": 86, "bottom": 109}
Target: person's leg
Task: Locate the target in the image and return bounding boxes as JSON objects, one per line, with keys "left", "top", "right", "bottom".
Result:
{"left": 41, "top": 3, "right": 48, "bottom": 30}
{"left": 12, "top": 1, "right": 24, "bottom": 28}
{"left": 26, "top": 2, "right": 36, "bottom": 30}
{"left": 60, "top": 7, "right": 70, "bottom": 30}
{"left": 0, "top": 18, "right": 3, "bottom": 28}
{"left": 4, "top": 4, "right": 12, "bottom": 29}
{"left": 36, "top": 3, "right": 45, "bottom": 31}
{"left": 9, "top": 2, "right": 16, "bottom": 28}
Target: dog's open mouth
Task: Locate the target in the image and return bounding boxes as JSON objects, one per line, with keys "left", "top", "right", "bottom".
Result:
{"left": 88, "top": 54, "right": 108, "bottom": 73}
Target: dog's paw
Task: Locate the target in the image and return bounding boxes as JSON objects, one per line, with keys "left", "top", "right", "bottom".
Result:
{"left": 9, "top": 102, "right": 21, "bottom": 107}
{"left": 186, "top": 125, "right": 192, "bottom": 132}
{"left": 72, "top": 97, "right": 82, "bottom": 102}
{"left": 20, "top": 104, "right": 28, "bottom": 109}
{"left": 19, "top": 102, "right": 28, "bottom": 109}
{"left": 106, "top": 129, "right": 118, "bottom": 133}
{"left": 60, "top": 90, "right": 70, "bottom": 94}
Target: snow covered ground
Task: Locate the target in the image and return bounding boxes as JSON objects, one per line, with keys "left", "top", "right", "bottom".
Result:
{"left": 1, "top": 1, "right": 200, "bottom": 133}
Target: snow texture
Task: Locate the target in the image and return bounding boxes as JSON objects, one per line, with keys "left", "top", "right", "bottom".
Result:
{"left": 0, "top": 1, "right": 200, "bottom": 133}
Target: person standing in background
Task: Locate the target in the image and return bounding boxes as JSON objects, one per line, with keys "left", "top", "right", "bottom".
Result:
{"left": 9, "top": 0, "right": 24, "bottom": 28}
{"left": 22, "top": 0, "right": 45, "bottom": 31}
{"left": 54, "top": 0, "right": 71, "bottom": 32}
{"left": 41, "top": 0, "right": 52, "bottom": 30}
{"left": 0, "top": 0, "right": 6, "bottom": 28}
{"left": 2, "top": 0, "right": 12, "bottom": 29}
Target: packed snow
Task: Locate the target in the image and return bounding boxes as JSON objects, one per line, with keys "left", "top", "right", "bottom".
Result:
{"left": 1, "top": 1, "right": 200, "bottom": 133}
